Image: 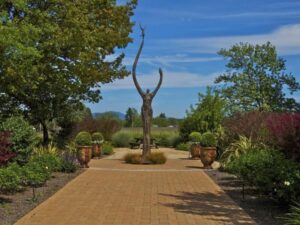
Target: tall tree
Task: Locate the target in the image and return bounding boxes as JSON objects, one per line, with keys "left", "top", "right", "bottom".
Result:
{"left": 215, "top": 42, "right": 300, "bottom": 113}
{"left": 0, "top": 0, "right": 137, "bottom": 144}
{"left": 179, "top": 87, "right": 226, "bottom": 141}
{"left": 125, "top": 107, "right": 138, "bottom": 127}
{"left": 132, "top": 26, "right": 163, "bottom": 161}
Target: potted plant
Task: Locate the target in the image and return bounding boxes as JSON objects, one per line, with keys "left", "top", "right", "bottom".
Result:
{"left": 92, "top": 132, "right": 104, "bottom": 158}
{"left": 200, "top": 131, "right": 217, "bottom": 169}
{"left": 75, "top": 131, "right": 92, "bottom": 168}
{"left": 189, "top": 132, "right": 202, "bottom": 159}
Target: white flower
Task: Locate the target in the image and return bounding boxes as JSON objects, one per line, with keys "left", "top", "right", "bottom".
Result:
{"left": 284, "top": 181, "right": 290, "bottom": 186}
{"left": 45, "top": 166, "right": 49, "bottom": 170}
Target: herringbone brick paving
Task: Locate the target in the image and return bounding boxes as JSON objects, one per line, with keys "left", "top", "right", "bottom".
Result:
{"left": 15, "top": 148, "right": 256, "bottom": 225}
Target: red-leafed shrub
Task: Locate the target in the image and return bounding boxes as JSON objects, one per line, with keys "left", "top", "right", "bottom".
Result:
{"left": 223, "top": 111, "right": 270, "bottom": 143}
{"left": 266, "top": 113, "right": 300, "bottom": 161}
{"left": 0, "top": 131, "right": 16, "bottom": 166}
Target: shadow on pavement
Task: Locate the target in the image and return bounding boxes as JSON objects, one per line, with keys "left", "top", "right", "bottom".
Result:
{"left": 160, "top": 191, "right": 255, "bottom": 224}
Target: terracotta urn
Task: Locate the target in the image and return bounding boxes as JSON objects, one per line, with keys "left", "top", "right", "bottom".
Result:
{"left": 77, "top": 146, "right": 92, "bottom": 168}
{"left": 92, "top": 144, "right": 102, "bottom": 158}
{"left": 190, "top": 143, "right": 201, "bottom": 159}
{"left": 200, "top": 147, "right": 216, "bottom": 169}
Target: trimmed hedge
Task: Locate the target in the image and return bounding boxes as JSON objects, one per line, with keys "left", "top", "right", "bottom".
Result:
{"left": 75, "top": 131, "right": 92, "bottom": 146}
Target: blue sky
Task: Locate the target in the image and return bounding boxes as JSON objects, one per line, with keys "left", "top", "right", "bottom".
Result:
{"left": 86, "top": 0, "right": 300, "bottom": 118}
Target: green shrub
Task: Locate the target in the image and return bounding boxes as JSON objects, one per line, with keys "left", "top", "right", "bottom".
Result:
{"left": 176, "top": 143, "right": 191, "bottom": 151}
{"left": 102, "top": 142, "right": 114, "bottom": 155}
{"left": 168, "top": 133, "right": 181, "bottom": 148}
{"left": 151, "top": 131, "right": 180, "bottom": 147}
{"left": 283, "top": 202, "right": 300, "bottom": 225}
{"left": 75, "top": 131, "right": 92, "bottom": 146}
{"left": 227, "top": 149, "right": 300, "bottom": 204}
{"left": 112, "top": 131, "right": 132, "bottom": 147}
{"left": 0, "top": 165, "right": 21, "bottom": 193}
{"left": 92, "top": 132, "right": 104, "bottom": 144}
{"left": 155, "top": 133, "right": 169, "bottom": 147}
{"left": 23, "top": 161, "right": 51, "bottom": 187}
{"left": 201, "top": 131, "right": 217, "bottom": 147}
{"left": 124, "top": 153, "right": 142, "bottom": 164}
{"left": 60, "top": 160, "right": 78, "bottom": 173}
{"left": 0, "top": 116, "right": 38, "bottom": 165}
{"left": 30, "top": 154, "right": 62, "bottom": 172}
{"left": 146, "top": 152, "right": 167, "bottom": 164}
{"left": 189, "top": 132, "right": 202, "bottom": 142}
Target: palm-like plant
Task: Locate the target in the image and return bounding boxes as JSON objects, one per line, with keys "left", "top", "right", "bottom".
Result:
{"left": 32, "top": 142, "right": 60, "bottom": 157}
{"left": 282, "top": 202, "right": 300, "bottom": 225}
{"left": 220, "top": 135, "right": 263, "bottom": 166}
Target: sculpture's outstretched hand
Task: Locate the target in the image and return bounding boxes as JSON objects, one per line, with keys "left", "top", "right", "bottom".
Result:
{"left": 132, "top": 25, "right": 163, "bottom": 99}
{"left": 132, "top": 26, "right": 146, "bottom": 97}
{"left": 151, "top": 68, "right": 163, "bottom": 98}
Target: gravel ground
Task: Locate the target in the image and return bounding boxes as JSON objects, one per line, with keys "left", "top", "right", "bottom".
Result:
{"left": 0, "top": 170, "right": 83, "bottom": 225}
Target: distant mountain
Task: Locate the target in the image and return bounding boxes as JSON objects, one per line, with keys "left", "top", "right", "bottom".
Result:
{"left": 93, "top": 111, "right": 126, "bottom": 120}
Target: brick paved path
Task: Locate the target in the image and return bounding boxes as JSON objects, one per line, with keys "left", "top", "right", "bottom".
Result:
{"left": 15, "top": 149, "right": 256, "bottom": 225}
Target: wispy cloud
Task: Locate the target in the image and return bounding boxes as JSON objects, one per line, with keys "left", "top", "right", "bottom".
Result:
{"left": 163, "top": 24, "right": 300, "bottom": 55}
{"left": 122, "top": 54, "right": 222, "bottom": 67}
{"left": 103, "top": 70, "right": 220, "bottom": 90}
{"left": 140, "top": 8, "right": 300, "bottom": 21}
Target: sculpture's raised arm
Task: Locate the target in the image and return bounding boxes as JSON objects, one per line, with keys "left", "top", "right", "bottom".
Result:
{"left": 132, "top": 25, "right": 146, "bottom": 97}
{"left": 151, "top": 68, "right": 163, "bottom": 98}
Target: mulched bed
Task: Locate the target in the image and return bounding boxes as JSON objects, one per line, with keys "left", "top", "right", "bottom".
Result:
{"left": 206, "top": 170, "right": 288, "bottom": 225}
{"left": 0, "top": 169, "right": 83, "bottom": 225}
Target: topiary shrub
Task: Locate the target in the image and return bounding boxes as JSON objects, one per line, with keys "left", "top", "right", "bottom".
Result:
{"left": 201, "top": 132, "right": 217, "bottom": 147}
{"left": 0, "top": 116, "right": 38, "bottom": 165}
{"left": 92, "top": 132, "right": 104, "bottom": 144}
{"left": 111, "top": 131, "right": 132, "bottom": 147}
{"left": 189, "top": 132, "right": 202, "bottom": 142}
{"left": 176, "top": 143, "right": 191, "bottom": 151}
{"left": 102, "top": 142, "right": 114, "bottom": 155}
{"left": 75, "top": 131, "right": 92, "bottom": 146}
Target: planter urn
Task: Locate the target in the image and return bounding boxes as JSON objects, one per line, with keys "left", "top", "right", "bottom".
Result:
{"left": 77, "top": 146, "right": 92, "bottom": 168}
{"left": 200, "top": 147, "right": 217, "bottom": 169}
{"left": 190, "top": 143, "right": 201, "bottom": 159}
{"left": 92, "top": 143, "right": 103, "bottom": 158}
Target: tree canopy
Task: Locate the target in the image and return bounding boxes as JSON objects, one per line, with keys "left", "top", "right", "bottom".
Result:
{"left": 215, "top": 42, "right": 300, "bottom": 113}
{"left": 179, "top": 87, "right": 226, "bottom": 140}
{"left": 124, "top": 107, "right": 139, "bottom": 127}
{"left": 0, "top": 0, "right": 137, "bottom": 143}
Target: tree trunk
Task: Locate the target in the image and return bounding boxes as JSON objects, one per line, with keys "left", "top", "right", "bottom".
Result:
{"left": 41, "top": 121, "right": 49, "bottom": 145}
{"left": 141, "top": 106, "right": 152, "bottom": 162}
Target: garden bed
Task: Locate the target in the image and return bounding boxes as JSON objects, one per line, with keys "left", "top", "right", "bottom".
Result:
{"left": 206, "top": 170, "right": 287, "bottom": 225}
{"left": 0, "top": 169, "right": 83, "bottom": 225}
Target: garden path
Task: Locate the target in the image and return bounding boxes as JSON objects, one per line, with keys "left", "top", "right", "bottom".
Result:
{"left": 15, "top": 148, "right": 256, "bottom": 225}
